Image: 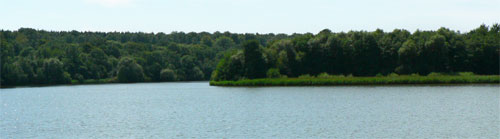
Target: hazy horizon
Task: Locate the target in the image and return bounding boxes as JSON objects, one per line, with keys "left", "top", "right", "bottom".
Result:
{"left": 2, "top": 23, "right": 499, "bottom": 35}
{"left": 1, "top": 0, "right": 499, "bottom": 34}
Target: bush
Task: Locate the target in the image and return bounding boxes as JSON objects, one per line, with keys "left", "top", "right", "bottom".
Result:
{"left": 160, "top": 69, "right": 177, "bottom": 81}
{"left": 410, "top": 73, "right": 420, "bottom": 76}
{"left": 427, "top": 72, "right": 443, "bottom": 76}
{"left": 74, "top": 74, "right": 84, "bottom": 83}
{"left": 298, "top": 74, "right": 311, "bottom": 78}
{"left": 42, "top": 58, "right": 72, "bottom": 84}
{"left": 191, "top": 67, "right": 205, "bottom": 80}
{"left": 317, "top": 72, "right": 333, "bottom": 78}
{"left": 459, "top": 72, "right": 475, "bottom": 76}
{"left": 333, "top": 74, "right": 346, "bottom": 78}
{"left": 388, "top": 73, "right": 399, "bottom": 77}
{"left": 211, "top": 51, "right": 244, "bottom": 81}
{"left": 266, "top": 68, "right": 281, "bottom": 78}
{"left": 63, "top": 72, "right": 72, "bottom": 84}
{"left": 117, "top": 57, "right": 145, "bottom": 83}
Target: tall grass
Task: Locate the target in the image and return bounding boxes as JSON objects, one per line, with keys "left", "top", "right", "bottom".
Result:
{"left": 71, "top": 78, "right": 116, "bottom": 85}
{"left": 210, "top": 74, "right": 500, "bottom": 86}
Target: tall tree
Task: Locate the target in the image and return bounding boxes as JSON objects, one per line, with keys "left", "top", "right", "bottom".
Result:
{"left": 117, "top": 57, "right": 145, "bottom": 83}
{"left": 243, "top": 40, "right": 267, "bottom": 79}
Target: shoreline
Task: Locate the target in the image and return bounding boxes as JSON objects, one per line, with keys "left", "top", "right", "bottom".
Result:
{"left": 0, "top": 80, "right": 210, "bottom": 89}
{"left": 210, "top": 75, "right": 500, "bottom": 86}
{"left": 3, "top": 75, "right": 499, "bottom": 88}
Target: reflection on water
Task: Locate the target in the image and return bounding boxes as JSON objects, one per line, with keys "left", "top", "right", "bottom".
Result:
{"left": 1, "top": 82, "right": 499, "bottom": 138}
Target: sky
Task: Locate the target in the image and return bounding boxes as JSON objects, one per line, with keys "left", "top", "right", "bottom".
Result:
{"left": 1, "top": 0, "right": 499, "bottom": 34}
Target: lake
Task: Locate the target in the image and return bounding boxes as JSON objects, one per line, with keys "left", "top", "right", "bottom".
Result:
{"left": 1, "top": 82, "right": 499, "bottom": 138}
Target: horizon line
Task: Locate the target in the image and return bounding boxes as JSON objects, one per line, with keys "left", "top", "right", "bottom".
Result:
{"left": 1, "top": 23, "right": 498, "bottom": 35}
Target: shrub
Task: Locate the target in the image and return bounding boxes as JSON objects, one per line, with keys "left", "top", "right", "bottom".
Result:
{"left": 74, "top": 74, "right": 85, "bottom": 83}
{"left": 427, "top": 72, "right": 443, "bottom": 76}
{"left": 266, "top": 68, "right": 281, "bottom": 78}
{"left": 388, "top": 73, "right": 399, "bottom": 77}
{"left": 459, "top": 72, "right": 475, "bottom": 76}
{"left": 317, "top": 72, "right": 333, "bottom": 78}
{"left": 42, "top": 58, "right": 72, "bottom": 84}
{"left": 298, "top": 74, "right": 311, "bottom": 78}
{"left": 117, "top": 57, "right": 145, "bottom": 83}
{"left": 410, "top": 73, "right": 420, "bottom": 76}
{"left": 160, "top": 69, "right": 177, "bottom": 81}
{"left": 62, "top": 72, "right": 72, "bottom": 84}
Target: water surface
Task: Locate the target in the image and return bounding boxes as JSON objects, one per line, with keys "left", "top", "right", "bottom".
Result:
{"left": 1, "top": 82, "right": 499, "bottom": 138}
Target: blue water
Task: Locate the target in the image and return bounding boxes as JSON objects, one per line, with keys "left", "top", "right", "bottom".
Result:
{"left": 1, "top": 82, "right": 499, "bottom": 138}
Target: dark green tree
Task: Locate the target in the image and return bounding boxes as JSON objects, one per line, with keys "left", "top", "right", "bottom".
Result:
{"left": 117, "top": 57, "right": 145, "bottom": 83}
{"left": 214, "top": 36, "right": 235, "bottom": 50}
{"left": 243, "top": 40, "right": 267, "bottom": 79}
{"left": 201, "top": 35, "right": 213, "bottom": 47}
{"left": 42, "top": 58, "right": 72, "bottom": 84}
{"left": 160, "top": 68, "right": 177, "bottom": 81}
{"left": 396, "top": 39, "right": 419, "bottom": 74}
{"left": 211, "top": 51, "right": 244, "bottom": 81}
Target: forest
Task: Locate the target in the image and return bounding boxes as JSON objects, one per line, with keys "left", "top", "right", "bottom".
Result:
{"left": 211, "top": 24, "right": 499, "bottom": 81}
{"left": 1, "top": 24, "right": 499, "bottom": 86}
{"left": 1, "top": 28, "right": 292, "bottom": 86}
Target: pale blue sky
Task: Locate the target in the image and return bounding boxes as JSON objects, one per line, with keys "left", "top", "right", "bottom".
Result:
{"left": 1, "top": 0, "right": 499, "bottom": 34}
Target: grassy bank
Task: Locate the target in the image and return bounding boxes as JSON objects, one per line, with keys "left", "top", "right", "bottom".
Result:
{"left": 210, "top": 74, "right": 500, "bottom": 86}
{"left": 70, "top": 78, "right": 116, "bottom": 85}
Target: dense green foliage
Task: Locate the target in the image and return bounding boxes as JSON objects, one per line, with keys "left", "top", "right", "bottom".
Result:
{"left": 210, "top": 73, "right": 500, "bottom": 86}
{"left": 117, "top": 57, "right": 145, "bottom": 83}
{"left": 266, "top": 68, "right": 281, "bottom": 78}
{"left": 243, "top": 40, "right": 268, "bottom": 79}
{"left": 0, "top": 28, "right": 290, "bottom": 86}
{"left": 160, "top": 68, "right": 176, "bottom": 81}
{"left": 211, "top": 24, "right": 500, "bottom": 81}
{"left": 1, "top": 24, "right": 499, "bottom": 86}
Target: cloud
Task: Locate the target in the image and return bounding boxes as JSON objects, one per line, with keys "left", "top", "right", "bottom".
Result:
{"left": 83, "top": 0, "right": 135, "bottom": 7}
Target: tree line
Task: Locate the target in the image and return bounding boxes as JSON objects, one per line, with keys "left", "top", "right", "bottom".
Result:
{"left": 0, "top": 28, "right": 292, "bottom": 86}
{"left": 211, "top": 24, "right": 499, "bottom": 81}
{"left": 1, "top": 24, "right": 498, "bottom": 86}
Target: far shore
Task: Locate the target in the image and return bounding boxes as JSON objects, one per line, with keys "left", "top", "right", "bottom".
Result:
{"left": 0, "top": 79, "right": 209, "bottom": 89}
{"left": 2, "top": 75, "right": 499, "bottom": 88}
{"left": 209, "top": 75, "right": 500, "bottom": 86}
